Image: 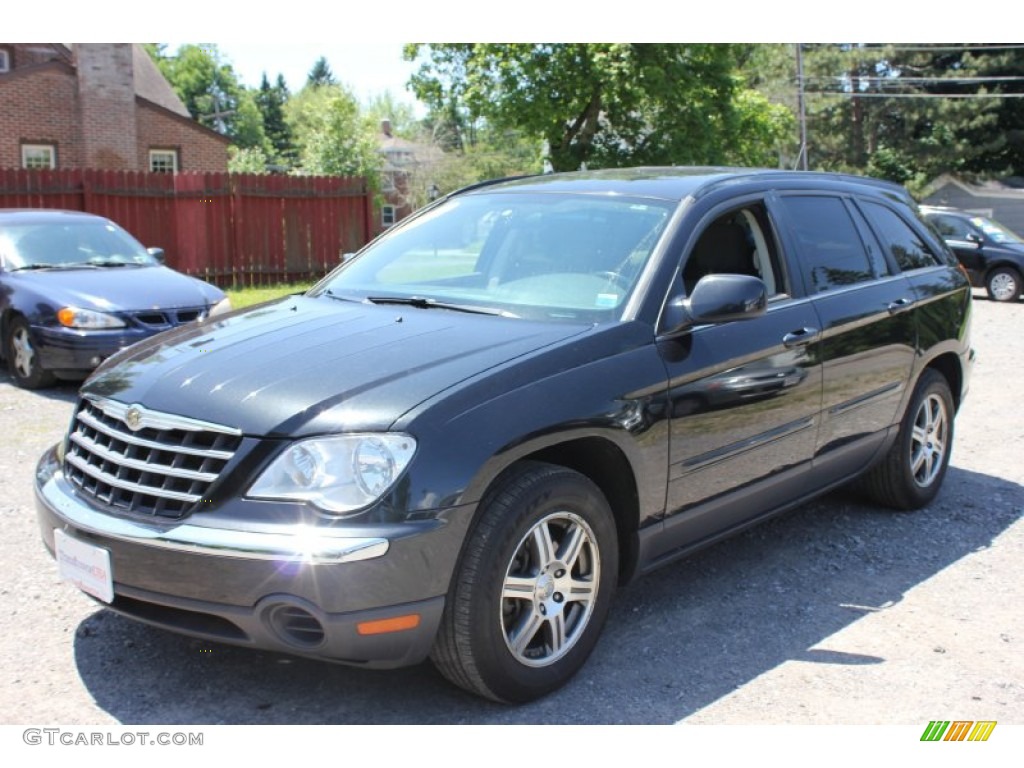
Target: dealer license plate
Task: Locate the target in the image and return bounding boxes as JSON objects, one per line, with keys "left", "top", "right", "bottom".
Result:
{"left": 54, "top": 529, "right": 114, "bottom": 604}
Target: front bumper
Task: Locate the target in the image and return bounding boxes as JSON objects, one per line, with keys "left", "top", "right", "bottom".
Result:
{"left": 34, "top": 324, "right": 156, "bottom": 373}
{"left": 34, "top": 445, "right": 472, "bottom": 668}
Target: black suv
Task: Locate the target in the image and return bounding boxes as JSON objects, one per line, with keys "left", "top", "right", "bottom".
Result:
{"left": 35, "top": 168, "right": 973, "bottom": 703}
{"left": 921, "top": 205, "right": 1024, "bottom": 302}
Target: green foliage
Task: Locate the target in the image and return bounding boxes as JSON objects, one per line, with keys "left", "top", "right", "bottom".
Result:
{"left": 285, "top": 84, "right": 382, "bottom": 178}
{"left": 364, "top": 91, "right": 419, "bottom": 138}
{"left": 788, "top": 44, "right": 1023, "bottom": 184}
{"left": 405, "top": 44, "right": 790, "bottom": 172}
{"left": 227, "top": 145, "right": 270, "bottom": 174}
{"left": 150, "top": 44, "right": 248, "bottom": 138}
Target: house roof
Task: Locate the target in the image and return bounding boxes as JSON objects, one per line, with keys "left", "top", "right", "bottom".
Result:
{"left": 131, "top": 44, "right": 190, "bottom": 118}
{"left": 925, "top": 174, "right": 1024, "bottom": 201}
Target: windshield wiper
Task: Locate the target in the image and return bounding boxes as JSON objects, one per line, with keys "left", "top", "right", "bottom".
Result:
{"left": 365, "top": 295, "right": 515, "bottom": 317}
{"left": 83, "top": 260, "right": 142, "bottom": 268}
{"left": 10, "top": 263, "right": 64, "bottom": 272}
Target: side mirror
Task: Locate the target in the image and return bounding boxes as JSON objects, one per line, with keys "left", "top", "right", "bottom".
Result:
{"left": 661, "top": 274, "right": 767, "bottom": 336}
{"left": 147, "top": 247, "right": 166, "bottom": 264}
{"left": 966, "top": 232, "right": 984, "bottom": 244}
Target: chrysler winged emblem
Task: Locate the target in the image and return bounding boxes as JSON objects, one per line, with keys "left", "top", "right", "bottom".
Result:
{"left": 124, "top": 406, "right": 143, "bottom": 431}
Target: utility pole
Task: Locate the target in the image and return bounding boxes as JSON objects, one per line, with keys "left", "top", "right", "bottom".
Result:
{"left": 796, "top": 43, "right": 808, "bottom": 171}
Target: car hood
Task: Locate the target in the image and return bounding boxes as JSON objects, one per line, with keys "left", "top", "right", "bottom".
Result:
{"left": 10, "top": 266, "right": 220, "bottom": 311}
{"left": 82, "top": 296, "right": 590, "bottom": 436}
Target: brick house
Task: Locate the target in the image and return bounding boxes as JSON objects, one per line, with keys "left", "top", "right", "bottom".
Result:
{"left": 0, "top": 43, "right": 229, "bottom": 172}
{"left": 378, "top": 118, "right": 418, "bottom": 232}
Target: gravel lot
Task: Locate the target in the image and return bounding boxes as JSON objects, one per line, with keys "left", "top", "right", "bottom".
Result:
{"left": 1, "top": 294, "right": 1021, "bottom": 726}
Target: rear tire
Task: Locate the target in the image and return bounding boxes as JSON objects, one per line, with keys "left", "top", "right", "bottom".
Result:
{"left": 860, "top": 369, "right": 954, "bottom": 510}
{"left": 5, "top": 318, "right": 56, "bottom": 389}
{"left": 431, "top": 461, "right": 618, "bottom": 703}
{"left": 986, "top": 266, "right": 1022, "bottom": 303}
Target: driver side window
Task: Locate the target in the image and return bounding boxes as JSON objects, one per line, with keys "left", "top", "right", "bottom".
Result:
{"left": 683, "top": 204, "right": 786, "bottom": 297}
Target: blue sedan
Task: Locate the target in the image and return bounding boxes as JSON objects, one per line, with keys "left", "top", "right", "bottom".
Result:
{"left": 0, "top": 209, "right": 230, "bottom": 388}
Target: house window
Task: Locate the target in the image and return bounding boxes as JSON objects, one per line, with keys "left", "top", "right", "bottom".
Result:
{"left": 382, "top": 205, "right": 397, "bottom": 228}
{"left": 22, "top": 144, "right": 56, "bottom": 169}
{"left": 381, "top": 172, "right": 396, "bottom": 193}
{"left": 149, "top": 149, "right": 178, "bottom": 173}
{"left": 0, "top": 49, "right": 10, "bottom": 73}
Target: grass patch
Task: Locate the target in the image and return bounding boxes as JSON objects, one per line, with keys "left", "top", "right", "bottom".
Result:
{"left": 225, "top": 282, "right": 313, "bottom": 310}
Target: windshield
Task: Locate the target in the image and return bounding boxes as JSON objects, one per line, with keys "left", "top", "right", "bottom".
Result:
{"left": 311, "top": 192, "right": 675, "bottom": 322}
{"left": 0, "top": 219, "right": 157, "bottom": 269}
{"left": 969, "top": 216, "right": 1024, "bottom": 245}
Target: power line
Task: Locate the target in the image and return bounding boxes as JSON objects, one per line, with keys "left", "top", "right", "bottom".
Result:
{"left": 807, "top": 44, "right": 1024, "bottom": 52}
{"left": 802, "top": 76, "right": 1024, "bottom": 84}
{"left": 805, "top": 91, "right": 1024, "bottom": 99}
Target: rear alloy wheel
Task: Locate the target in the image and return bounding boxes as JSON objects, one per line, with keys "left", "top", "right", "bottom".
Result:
{"left": 986, "top": 267, "right": 1022, "bottom": 303}
{"left": 860, "top": 369, "right": 954, "bottom": 510}
{"left": 5, "top": 318, "right": 56, "bottom": 389}
{"left": 431, "top": 462, "right": 618, "bottom": 703}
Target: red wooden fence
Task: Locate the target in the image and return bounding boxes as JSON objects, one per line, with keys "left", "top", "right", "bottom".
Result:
{"left": 0, "top": 168, "right": 373, "bottom": 287}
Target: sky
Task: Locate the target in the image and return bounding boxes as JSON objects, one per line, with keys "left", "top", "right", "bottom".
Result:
{"left": 163, "top": 42, "right": 422, "bottom": 110}
{"left": 22, "top": 0, "right": 963, "bottom": 112}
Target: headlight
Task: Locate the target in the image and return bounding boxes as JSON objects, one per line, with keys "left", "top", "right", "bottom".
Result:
{"left": 207, "top": 296, "right": 232, "bottom": 318}
{"left": 248, "top": 434, "right": 416, "bottom": 514}
{"left": 56, "top": 307, "right": 126, "bottom": 329}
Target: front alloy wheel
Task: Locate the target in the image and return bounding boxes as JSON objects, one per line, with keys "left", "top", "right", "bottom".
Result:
{"left": 431, "top": 462, "right": 618, "bottom": 703}
{"left": 501, "top": 512, "right": 600, "bottom": 667}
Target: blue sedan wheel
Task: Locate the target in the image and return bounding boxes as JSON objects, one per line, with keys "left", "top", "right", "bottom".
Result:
{"left": 6, "top": 318, "right": 57, "bottom": 389}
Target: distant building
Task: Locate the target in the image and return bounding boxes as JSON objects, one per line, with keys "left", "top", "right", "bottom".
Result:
{"left": 0, "top": 43, "right": 229, "bottom": 172}
{"left": 377, "top": 118, "right": 420, "bottom": 233}
{"left": 922, "top": 174, "right": 1024, "bottom": 236}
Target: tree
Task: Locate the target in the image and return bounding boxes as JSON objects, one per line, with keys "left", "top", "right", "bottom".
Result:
{"left": 307, "top": 56, "right": 338, "bottom": 88}
{"left": 285, "top": 83, "right": 381, "bottom": 178}
{"left": 364, "top": 91, "right": 419, "bottom": 138}
{"left": 256, "top": 73, "right": 296, "bottom": 168}
{"left": 404, "top": 44, "right": 791, "bottom": 172}
{"left": 788, "top": 44, "right": 1024, "bottom": 189}
{"left": 149, "top": 43, "right": 268, "bottom": 151}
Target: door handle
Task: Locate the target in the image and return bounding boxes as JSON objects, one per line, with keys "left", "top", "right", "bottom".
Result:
{"left": 888, "top": 297, "right": 915, "bottom": 314}
{"left": 782, "top": 327, "right": 819, "bottom": 348}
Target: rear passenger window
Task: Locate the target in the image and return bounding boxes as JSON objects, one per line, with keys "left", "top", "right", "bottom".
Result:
{"left": 861, "top": 201, "right": 941, "bottom": 271}
{"left": 778, "top": 196, "right": 874, "bottom": 292}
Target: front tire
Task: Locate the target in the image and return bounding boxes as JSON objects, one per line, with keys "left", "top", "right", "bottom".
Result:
{"left": 986, "top": 266, "right": 1022, "bottom": 303}
{"left": 5, "top": 318, "right": 56, "bottom": 389}
{"left": 431, "top": 462, "right": 618, "bottom": 703}
{"left": 860, "top": 369, "right": 954, "bottom": 510}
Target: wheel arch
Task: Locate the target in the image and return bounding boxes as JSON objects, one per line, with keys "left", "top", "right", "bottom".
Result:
{"left": 464, "top": 434, "right": 642, "bottom": 586}
{"left": 924, "top": 351, "right": 964, "bottom": 412}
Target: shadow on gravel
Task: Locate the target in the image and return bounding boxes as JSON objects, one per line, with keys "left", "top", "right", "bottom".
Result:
{"left": 72, "top": 465, "right": 1023, "bottom": 725}
{"left": 0, "top": 369, "right": 80, "bottom": 404}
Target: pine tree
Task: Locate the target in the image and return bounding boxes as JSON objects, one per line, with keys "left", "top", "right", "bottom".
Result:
{"left": 307, "top": 57, "right": 337, "bottom": 88}
{"left": 256, "top": 73, "right": 296, "bottom": 169}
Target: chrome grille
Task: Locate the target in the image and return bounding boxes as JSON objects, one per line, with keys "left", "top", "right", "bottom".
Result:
{"left": 64, "top": 396, "right": 242, "bottom": 518}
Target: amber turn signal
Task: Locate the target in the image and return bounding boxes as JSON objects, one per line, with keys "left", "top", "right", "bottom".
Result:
{"left": 356, "top": 614, "right": 421, "bottom": 635}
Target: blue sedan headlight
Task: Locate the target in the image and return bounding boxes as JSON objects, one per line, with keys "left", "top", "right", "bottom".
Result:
{"left": 56, "top": 306, "right": 126, "bottom": 330}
